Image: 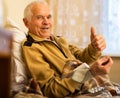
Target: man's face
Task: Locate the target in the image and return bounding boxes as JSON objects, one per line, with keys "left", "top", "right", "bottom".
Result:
{"left": 25, "top": 3, "right": 52, "bottom": 39}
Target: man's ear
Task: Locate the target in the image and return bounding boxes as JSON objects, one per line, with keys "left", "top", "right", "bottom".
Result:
{"left": 23, "top": 18, "right": 29, "bottom": 28}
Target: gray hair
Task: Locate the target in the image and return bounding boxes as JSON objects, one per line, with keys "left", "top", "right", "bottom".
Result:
{"left": 23, "top": 0, "right": 48, "bottom": 21}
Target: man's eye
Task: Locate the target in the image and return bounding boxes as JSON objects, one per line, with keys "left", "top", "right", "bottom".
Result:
{"left": 47, "top": 15, "right": 52, "bottom": 19}
{"left": 36, "top": 15, "right": 52, "bottom": 20}
{"left": 36, "top": 16, "right": 43, "bottom": 20}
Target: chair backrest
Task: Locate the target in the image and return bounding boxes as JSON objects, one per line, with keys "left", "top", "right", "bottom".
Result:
{"left": 0, "top": 27, "right": 12, "bottom": 98}
{"left": 4, "top": 18, "right": 29, "bottom": 96}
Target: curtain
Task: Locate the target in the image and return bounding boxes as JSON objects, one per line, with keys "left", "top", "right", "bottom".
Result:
{"left": 46, "top": 0, "right": 120, "bottom": 56}
{"left": 47, "top": 0, "right": 104, "bottom": 48}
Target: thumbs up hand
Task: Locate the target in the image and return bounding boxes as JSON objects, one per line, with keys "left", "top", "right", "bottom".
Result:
{"left": 90, "top": 26, "right": 106, "bottom": 51}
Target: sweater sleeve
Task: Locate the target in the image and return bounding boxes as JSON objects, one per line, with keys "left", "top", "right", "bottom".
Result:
{"left": 69, "top": 44, "right": 101, "bottom": 64}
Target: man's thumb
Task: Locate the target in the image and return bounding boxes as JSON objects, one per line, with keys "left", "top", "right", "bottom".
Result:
{"left": 90, "top": 26, "right": 96, "bottom": 40}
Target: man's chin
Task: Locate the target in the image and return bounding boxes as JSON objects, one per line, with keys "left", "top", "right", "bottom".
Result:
{"left": 42, "top": 33, "right": 51, "bottom": 39}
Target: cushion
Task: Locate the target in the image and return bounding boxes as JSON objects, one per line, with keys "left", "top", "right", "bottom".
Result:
{"left": 4, "top": 17, "right": 28, "bottom": 87}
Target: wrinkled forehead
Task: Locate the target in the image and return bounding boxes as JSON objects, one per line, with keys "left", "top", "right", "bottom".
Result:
{"left": 31, "top": 3, "right": 50, "bottom": 15}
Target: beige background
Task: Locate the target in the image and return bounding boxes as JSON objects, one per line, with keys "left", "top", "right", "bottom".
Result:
{"left": 3, "top": 0, "right": 120, "bottom": 83}
{"left": 3, "top": 0, "right": 37, "bottom": 32}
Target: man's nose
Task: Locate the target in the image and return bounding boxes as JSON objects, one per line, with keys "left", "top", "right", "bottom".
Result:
{"left": 42, "top": 17, "right": 49, "bottom": 24}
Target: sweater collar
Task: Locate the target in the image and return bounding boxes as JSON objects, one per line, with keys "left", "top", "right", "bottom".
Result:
{"left": 28, "top": 32, "right": 58, "bottom": 42}
{"left": 28, "top": 32, "right": 51, "bottom": 41}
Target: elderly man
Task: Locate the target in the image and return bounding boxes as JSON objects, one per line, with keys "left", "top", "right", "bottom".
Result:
{"left": 13, "top": 0, "right": 115, "bottom": 98}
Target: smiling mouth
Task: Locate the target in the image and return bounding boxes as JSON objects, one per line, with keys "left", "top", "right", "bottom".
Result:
{"left": 41, "top": 28, "right": 50, "bottom": 32}
{"left": 41, "top": 27, "right": 49, "bottom": 30}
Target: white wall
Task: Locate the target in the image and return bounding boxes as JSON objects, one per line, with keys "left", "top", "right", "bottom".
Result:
{"left": 0, "top": 0, "right": 4, "bottom": 25}
{"left": 3, "top": 0, "right": 36, "bottom": 32}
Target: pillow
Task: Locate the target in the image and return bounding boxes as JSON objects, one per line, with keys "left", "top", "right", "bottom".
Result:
{"left": 4, "top": 17, "right": 28, "bottom": 90}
